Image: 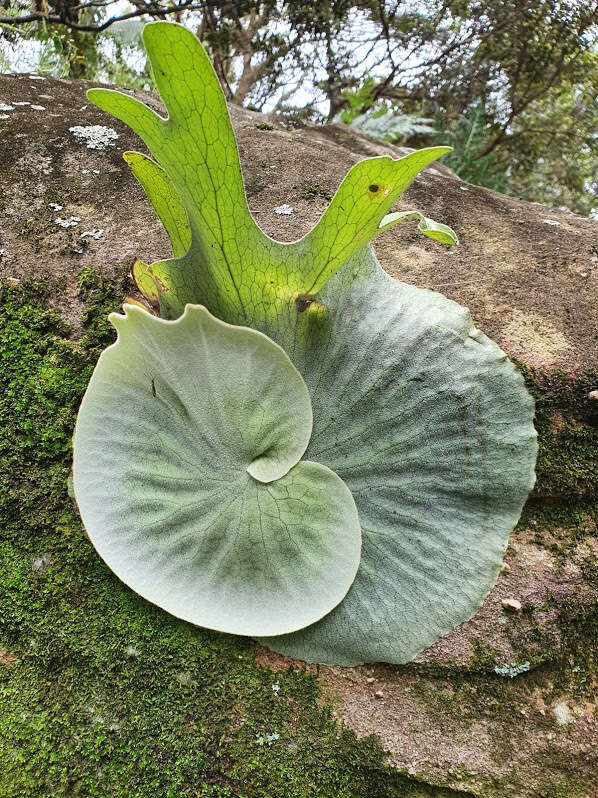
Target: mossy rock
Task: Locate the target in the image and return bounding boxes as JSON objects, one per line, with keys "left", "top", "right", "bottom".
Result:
{"left": 0, "top": 75, "right": 596, "bottom": 797}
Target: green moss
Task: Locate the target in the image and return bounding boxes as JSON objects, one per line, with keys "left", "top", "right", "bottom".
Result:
{"left": 496, "top": 580, "right": 597, "bottom": 701}
{"left": 0, "top": 278, "right": 464, "bottom": 798}
{"left": 467, "top": 639, "right": 500, "bottom": 671}
{"left": 514, "top": 361, "right": 598, "bottom": 501}
{"left": 396, "top": 764, "right": 495, "bottom": 798}
{"left": 76, "top": 266, "right": 132, "bottom": 352}
{"left": 541, "top": 787, "right": 585, "bottom": 798}
{"left": 518, "top": 500, "right": 596, "bottom": 566}
{"left": 295, "top": 183, "right": 333, "bottom": 202}
{"left": 409, "top": 668, "right": 516, "bottom": 732}
{"left": 15, "top": 213, "right": 58, "bottom": 254}
{"left": 554, "top": 593, "right": 597, "bottom": 698}
{"left": 528, "top": 748, "right": 591, "bottom": 798}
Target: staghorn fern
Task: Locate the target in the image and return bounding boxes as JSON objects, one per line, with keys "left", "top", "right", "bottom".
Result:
{"left": 72, "top": 22, "right": 537, "bottom": 666}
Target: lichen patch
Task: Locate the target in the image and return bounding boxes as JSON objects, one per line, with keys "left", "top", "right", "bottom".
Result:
{"left": 69, "top": 124, "right": 119, "bottom": 150}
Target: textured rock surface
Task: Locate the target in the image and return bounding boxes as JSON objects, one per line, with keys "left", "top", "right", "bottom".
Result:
{"left": 1, "top": 75, "right": 596, "bottom": 372}
{"left": 0, "top": 74, "right": 596, "bottom": 798}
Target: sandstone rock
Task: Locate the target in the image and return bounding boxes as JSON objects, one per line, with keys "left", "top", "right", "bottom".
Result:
{"left": 1, "top": 74, "right": 595, "bottom": 798}
{"left": 1, "top": 74, "right": 596, "bottom": 376}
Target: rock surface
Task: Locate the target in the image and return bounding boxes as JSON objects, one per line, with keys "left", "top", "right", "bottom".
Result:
{"left": 0, "top": 74, "right": 596, "bottom": 798}
{"left": 1, "top": 75, "right": 596, "bottom": 372}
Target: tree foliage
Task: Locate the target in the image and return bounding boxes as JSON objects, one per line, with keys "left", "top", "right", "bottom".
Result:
{"left": 1, "top": 1, "right": 597, "bottom": 212}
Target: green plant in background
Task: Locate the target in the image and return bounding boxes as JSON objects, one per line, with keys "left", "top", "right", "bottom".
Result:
{"left": 339, "top": 80, "right": 436, "bottom": 144}
{"left": 434, "top": 101, "right": 509, "bottom": 192}
{"left": 73, "top": 21, "right": 537, "bottom": 666}
{"left": 348, "top": 109, "right": 436, "bottom": 144}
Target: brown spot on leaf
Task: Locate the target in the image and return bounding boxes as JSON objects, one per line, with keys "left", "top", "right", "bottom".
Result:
{"left": 295, "top": 293, "right": 315, "bottom": 313}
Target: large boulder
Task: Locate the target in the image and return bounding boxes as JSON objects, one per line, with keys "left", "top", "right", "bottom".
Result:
{"left": 0, "top": 74, "right": 596, "bottom": 797}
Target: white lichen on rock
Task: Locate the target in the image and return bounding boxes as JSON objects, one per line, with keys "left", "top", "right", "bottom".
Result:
{"left": 553, "top": 701, "right": 575, "bottom": 725}
{"left": 31, "top": 554, "right": 52, "bottom": 573}
{"left": 80, "top": 228, "right": 104, "bottom": 240}
{"left": 55, "top": 216, "right": 81, "bottom": 228}
{"left": 175, "top": 671, "right": 193, "bottom": 686}
{"left": 69, "top": 124, "right": 119, "bottom": 150}
{"left": 255, "top": 732, "right": 280, "bottom": 746}
{"left": 493, "top": 661, "right": 531, "bottom": 678}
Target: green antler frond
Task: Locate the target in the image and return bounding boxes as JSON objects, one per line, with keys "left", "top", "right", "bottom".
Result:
{"left": 293, "top": 147, "right": 455, "bottom": 295}
{"left": 89, "top": 22, "right": 456, "bottom": 324}
{"left": 124, "top": 152, "right": 191, "bottom": 259}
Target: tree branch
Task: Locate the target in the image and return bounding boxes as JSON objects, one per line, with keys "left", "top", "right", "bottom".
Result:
{"left": 0, "top": 1, "right": 203, "bottom": 32}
